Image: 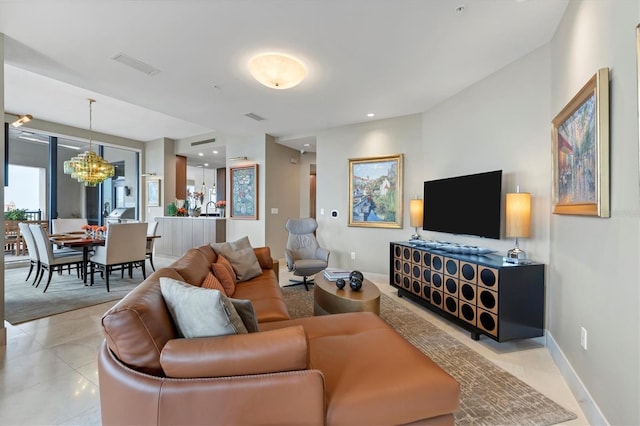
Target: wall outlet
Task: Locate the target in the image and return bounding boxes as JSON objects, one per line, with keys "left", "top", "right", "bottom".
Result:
{"left": 351, "top": 252, "right": 356, "bottom": 260}
{"left": 580, "top": 327, "right": 588, "bottom": 350}
{"left": 270, "top": 207, "right": 278, "bottom": 214}
{"left": 320, "top": 208, "right": 325, "bottom": 215}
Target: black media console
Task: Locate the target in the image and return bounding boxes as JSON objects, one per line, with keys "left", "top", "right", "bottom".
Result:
{"left": 390, "top": 241, "right": 545, "bottom": 342}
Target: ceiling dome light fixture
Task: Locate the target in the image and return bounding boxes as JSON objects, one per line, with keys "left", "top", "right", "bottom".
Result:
{"left": 63, "top": 99, "right": 114, "bottom": 186}
{"left": 248, "top": 52, "right": 307, "bottom": 90}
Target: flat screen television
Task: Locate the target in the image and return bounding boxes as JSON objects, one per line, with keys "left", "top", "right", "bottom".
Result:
{"left": 423, "top": 170, "right": 502, "bottom": 239}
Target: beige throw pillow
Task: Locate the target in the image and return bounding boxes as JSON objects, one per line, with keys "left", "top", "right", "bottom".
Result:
{"left": 224, "top": 247, "right": 263, "bottom": 282}
{"left": 211, "top": 237, "right": 263, "bottom": 282}
{"left": 210, "top": 236, "right": 251, "bottom": 256}
{"left": 160, "top": 277, "right": 248, "bottom": 338}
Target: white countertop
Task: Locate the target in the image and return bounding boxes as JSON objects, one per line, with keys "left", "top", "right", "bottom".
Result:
{"left": 155, "top": 216, "right": 226, "bottom": 220}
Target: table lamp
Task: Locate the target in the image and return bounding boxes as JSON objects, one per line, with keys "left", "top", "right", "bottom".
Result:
{"left": 505, "top": 190, "right": 531, "bottom": 264}
{"left": 409, "top": 198, "right": 423, "bottom": 240}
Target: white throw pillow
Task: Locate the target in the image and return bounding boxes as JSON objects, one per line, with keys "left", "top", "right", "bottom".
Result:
{"left": 160, "top": 277, "right": 248, "bottom": 338}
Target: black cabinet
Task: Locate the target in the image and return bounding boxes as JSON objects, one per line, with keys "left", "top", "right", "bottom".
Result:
{"left": 390, "top": 242, "right": 544, "bottom": 342}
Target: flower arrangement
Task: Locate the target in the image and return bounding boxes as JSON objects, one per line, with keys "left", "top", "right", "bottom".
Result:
{"left": 216, "top": 200, "right": 227, "bottom": 207}
{"left": 177, "top": 207, "right": 188, "bottom": 216}
{"left": 82, "top": 224, "right": 107, "bottom": 238}
{"left": 190, "top": 191, "right": 205, "bottom": 203}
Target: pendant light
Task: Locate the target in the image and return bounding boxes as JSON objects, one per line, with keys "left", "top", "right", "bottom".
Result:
{"left": 63, "top": 99, "right": 115, "bottom": 186}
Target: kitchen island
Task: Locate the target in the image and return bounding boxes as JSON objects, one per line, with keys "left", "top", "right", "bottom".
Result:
{"left": 154, "top": 216, "right": 226, "bottom": 257}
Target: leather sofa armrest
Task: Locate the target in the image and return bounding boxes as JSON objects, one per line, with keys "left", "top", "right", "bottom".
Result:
{"left": 254, "top": 246, "right": 273, "bottom": 269}
{"left": 160, "top": 326, "right": 308, "bottom": 378}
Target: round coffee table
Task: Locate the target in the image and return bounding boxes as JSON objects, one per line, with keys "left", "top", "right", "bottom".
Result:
{"left": 313, "top": 272, "right": 381, "bottom": 316}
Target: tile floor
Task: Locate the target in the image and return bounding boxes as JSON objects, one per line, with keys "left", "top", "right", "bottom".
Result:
{"left": 0, "top": 256, "right": 589, "bottom": 425}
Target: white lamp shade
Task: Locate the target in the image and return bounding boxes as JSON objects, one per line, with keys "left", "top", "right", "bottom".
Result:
{"left": 248, "top": 53, "right": 307, "bottom": 90}
{"left": 505, "top": 192, "right": 531, "bottom": 238}
{"left": 410, "top": 199, "right": 424, "bottom": 228}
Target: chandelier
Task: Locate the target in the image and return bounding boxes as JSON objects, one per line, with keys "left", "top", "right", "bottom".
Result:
{"left": 63, "top": 99, "right": 114, "bottom": 186}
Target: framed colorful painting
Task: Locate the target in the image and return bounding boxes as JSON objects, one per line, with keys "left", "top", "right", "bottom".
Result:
{"left": 348, "top": 154, "right": 403, "bottom": 228}
{"left": 551, "top": 68, "right": 610, "bottom": 217}
{"left": 230, "top": 164, "right": 258, "bottom": 220}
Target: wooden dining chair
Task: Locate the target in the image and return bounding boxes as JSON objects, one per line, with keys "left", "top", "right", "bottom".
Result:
{"left": 29, "top": 224, "right": 85, "bottom": 293}
{"left": 89, "top": 223, "right": 147, "bottom": 292}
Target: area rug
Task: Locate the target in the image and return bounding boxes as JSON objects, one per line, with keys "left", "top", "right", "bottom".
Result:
{"left": 5, "top": 265, "right": 146, "bottom": 324}
{"left": 282, "top": 287, "right": 577, "bottom": 426}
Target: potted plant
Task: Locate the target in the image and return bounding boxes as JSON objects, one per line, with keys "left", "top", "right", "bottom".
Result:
{"left": 4, "top": 209, "right": 28, "bottom": 221}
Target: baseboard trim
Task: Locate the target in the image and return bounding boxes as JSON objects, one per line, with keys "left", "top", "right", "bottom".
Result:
{"left": 546, "top": 331, "right": 609, "bottom": 425}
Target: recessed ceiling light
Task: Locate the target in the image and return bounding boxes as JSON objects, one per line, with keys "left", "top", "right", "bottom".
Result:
{"left": 367, "top": 113, "right": 375, "bottom": 118}
{"left": 212, "top": 150, "right": 219, "bottom": 154}
{"left": 455, "top": 5, "right": 465, "bottom": 14}
{"left": 198, "top": 152, "right": 204, "bottom": 156}
{"left": 303, "top": 143, "right": 311, "bottom": 147}
{"left": 204, "top": 163, "right": 209, "bottom": 167}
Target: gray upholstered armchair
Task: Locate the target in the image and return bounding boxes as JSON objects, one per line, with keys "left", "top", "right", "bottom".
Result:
{"left": 284, "top": 218, "right": 330, "bottom": 291}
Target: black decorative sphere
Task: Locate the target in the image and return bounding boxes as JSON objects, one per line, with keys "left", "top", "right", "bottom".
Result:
{"left": 350, "top": 278, "right": 363, "bottom": 291}
{"left": 349, "top": 270, "right": 364, "bottom": 282}
{"left": 335, "top": 278, "right": 346, "bottom": 289}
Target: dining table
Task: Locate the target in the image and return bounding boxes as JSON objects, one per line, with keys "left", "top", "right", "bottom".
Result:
{"left": 49, "top": 232, "right": 161, "bottom": 285}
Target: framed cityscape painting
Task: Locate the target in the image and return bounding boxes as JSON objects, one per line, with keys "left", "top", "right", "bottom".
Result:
{"left": 551, "top": 68, "right": 610, "bottom": 217}
{"left": 348, "top": 154, "right": 403, "bottom": 228}
{"left": 230, "top": 164, "right": 258, "bottom": 220}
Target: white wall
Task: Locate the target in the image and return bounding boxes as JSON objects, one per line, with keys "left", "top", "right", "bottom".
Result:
{"left": 422, "top": 46, "right": 552, "bottom": 264}
{"left": 1, "top": 32, "right": 6, "bottom": 346}
{"left": 316, "top": 114, "right": 423, "bottom": 272}
{"left": 225, "top": 134, "right": 267, "bottom": 247}
{"left": 549, "top": 1, "right": 640, "bottom": 424}
{"left": 144, "top": 138, "right": 166, "bottom": 221}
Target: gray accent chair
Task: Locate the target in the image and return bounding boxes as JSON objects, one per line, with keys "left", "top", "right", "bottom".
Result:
{"left": 284, "top": 218, "right": 330, "bottom": 291}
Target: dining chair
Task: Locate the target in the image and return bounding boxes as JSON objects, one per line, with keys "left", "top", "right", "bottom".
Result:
{"left": 146, "top": 221, "right": 159, "bottom": 272}
{"left": 89, "top": 222, "right": 147, "bottom": 292}
{"left": 51, "top": 218, "right": 88, "bottom": 234}
{"left": 18, "top": 222, "right": 40, "bottom": 285}
{"left": 29, "top": 224, "right": 85, "bottom": 293}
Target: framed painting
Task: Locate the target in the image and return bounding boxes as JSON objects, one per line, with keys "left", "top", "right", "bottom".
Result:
{"left": 551, "top": 68, "right": 610, "bottom": 217}
{"left": 147, "top": 180, "right": 161, "bottom": 207}
{"left": 230, "top": 164, "right": 258, "bottom": 220}
{"left": 348, "top": 154, "right": 403, "bottom": 228}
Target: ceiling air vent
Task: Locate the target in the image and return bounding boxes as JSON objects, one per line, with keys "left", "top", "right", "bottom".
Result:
{"left": 111, "top": 53, "right": 160, "bottom": 76}
{"left": 191, "top": 139, "right": 216, "bottom": 146}
{"left": 245, "top": 112, "right": 266, "bottom": 121}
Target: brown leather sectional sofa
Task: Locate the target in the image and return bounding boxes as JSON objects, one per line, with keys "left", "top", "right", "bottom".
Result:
{"left": 99, "top": 244, "right": 460, "bottom": 425}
